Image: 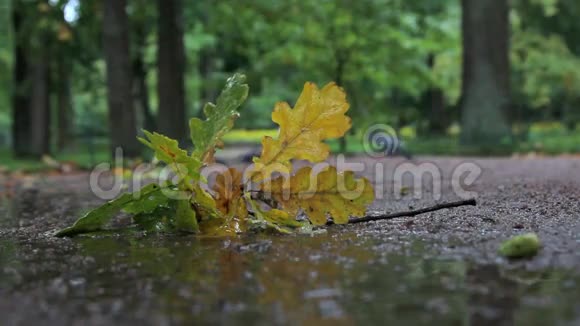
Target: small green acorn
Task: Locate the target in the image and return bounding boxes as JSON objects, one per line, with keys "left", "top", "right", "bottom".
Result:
{"left": 499, "top": 233, "right": 541, "bottom": 258}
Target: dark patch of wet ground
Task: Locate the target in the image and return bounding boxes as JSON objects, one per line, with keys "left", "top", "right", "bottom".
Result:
{"left": 0, "top": 157, "right": 579, "bottom": 325}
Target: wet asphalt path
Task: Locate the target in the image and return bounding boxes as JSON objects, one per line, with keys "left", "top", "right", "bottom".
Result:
{"left": 0, "top": 157, "right": 579, "bottom": 325}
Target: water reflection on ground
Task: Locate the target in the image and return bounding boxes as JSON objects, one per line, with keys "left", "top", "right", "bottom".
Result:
{"left": 1, "top": 231, "right": 578, "bottom": 325}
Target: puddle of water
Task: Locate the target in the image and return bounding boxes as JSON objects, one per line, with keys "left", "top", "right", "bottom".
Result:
{"left": 0, "top": 232, "right": 578, "bottom": 325}
{"left": 0, "top": 198, "right": 16, "bottom": 228}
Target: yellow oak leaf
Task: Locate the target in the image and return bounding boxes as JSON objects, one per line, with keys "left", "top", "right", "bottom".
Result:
{"left": 212, "top": 168, "right": 248, "bottom": 219}
{"left": 198, "top": 168, "right": 248, "bottom": 236}
{"left": 245, "top": 195, "right": 300, "bottom": 234}
{"left": 261, "top": 166, "right": 374, "bottom": 225}
{"left": 260, "top": 208, "right": 300, "bottom": 227}
{"left": 251, "top": 82, "right": 351, "bottom": 181}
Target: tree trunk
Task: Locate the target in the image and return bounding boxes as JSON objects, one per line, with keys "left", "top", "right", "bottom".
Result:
{"left": 428, "top": 88, "right": 446, "bottom": 134}
{"left": 132, "top": 20, "right": 156, "bottom": 132}
{"left": 12, "top": 3, "right": 51, "bottom": 158}
{"left": 460, "top": 0, "right": 511, "bottom": 146}
{"left": 157, "top": 0, "right": 186, "bottom": 142}
{"left": 57, "top": 57, "right": 73, "bottom": 151}
{"left": 425, "top": 54, "right": 447, "bottom": 135}
{"left": 28, "top": 56, "right": 51, "bottom": 157}
{"left": 103, "top": 0, "right": 140, "bottom": 157}
{"left": 563, "top": 101, "right": 579, "bottom": 131}
{"left": 12, "top": 6, "right": 32, "bottom": 157}
{"left": 134, "top": 55, "right": 156, "bottom": 132}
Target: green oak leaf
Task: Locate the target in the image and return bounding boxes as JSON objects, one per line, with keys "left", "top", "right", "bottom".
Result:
{"left": 138, "top": 130, "right": 202, "bottom": 180}
{"left": 133, "top": 205, "right": 177, "bottom": 233}
{"left": 123, "top": 186, "right": 169, "bottom": 214}
{"left": 56, "top": 184, "right": 162, "bottom": 237}
{"left": 175, "top": 198, "right": 199, "bottom": 233}
{"left": 190, "top": 73, "right": 249, "bottom": 163}
{"left": 192, "top": 184, "right": 221, "bottom": 220}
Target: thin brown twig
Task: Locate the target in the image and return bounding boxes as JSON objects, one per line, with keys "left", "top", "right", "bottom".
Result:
{"left": 326, "top": 198, "right": 477, "bottom": 225}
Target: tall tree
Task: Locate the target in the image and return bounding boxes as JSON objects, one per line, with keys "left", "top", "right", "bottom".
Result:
{"left": 157, "top": 0, "right": 186, "bottom": 141}
{"left": 11, "top": 3, "right": 31, "bottom": 157}
{"left": 424, "top": 54, "right": 447, "bottom": 135}
{"left": 12, "top": 1, "right": 52, "bottom": 158}
{"left": 53, "top": 3, "right": 74, "bottom": 151}
{"left": 56, "top": 52, "right": 73, "bottom": 151}
{"left": 460, "top": 0, "right": 511, "bottom": 146}
{"left": 28, "top": 48, "right": 51, "bottom": 156}
{"left": 131, "top": 0, "right": 156, "bottom": 132}
{"left": 133, "top": 41, "right": 156, "bottom": 132}
{"left": 102, "top": 0, "right": 140, "bottom": 157}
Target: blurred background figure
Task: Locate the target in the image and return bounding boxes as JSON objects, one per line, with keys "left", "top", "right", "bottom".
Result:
{"left": 0, "top": 0, "right": 579, "bottom": 172}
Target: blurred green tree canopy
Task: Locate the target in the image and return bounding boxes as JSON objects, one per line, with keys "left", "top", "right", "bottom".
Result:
{"left": 0, "top": 0, "right": 579, "bottom": 157}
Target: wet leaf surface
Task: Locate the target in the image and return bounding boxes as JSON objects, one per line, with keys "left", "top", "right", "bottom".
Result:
{"left": 251, "top": 82, "right": 351, "bottom": 181}
{"left": 189, "top": 73, "right": 249, "bottom": 164}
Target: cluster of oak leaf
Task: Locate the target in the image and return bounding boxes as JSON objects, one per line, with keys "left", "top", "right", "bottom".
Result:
{"left": 56, "top": 74, "right": 374, "bottom": 237}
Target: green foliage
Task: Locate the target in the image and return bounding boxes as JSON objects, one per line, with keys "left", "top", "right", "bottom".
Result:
{"left": 200, "top": 0, "right": 461, "bottom": 130}
{"left": 222, "top": 129, "right": 278, "bottom": 143}
{"left": 4, "top": 0, "right": 580, "bottom": 161}
{"left": 511, "top": 26, "right": 580, "bottom": 109}
{"left": 0, "top": 0, "right": 12, "bottom": 146}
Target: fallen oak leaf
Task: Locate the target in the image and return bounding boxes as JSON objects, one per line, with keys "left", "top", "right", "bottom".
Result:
{"left": 175, "top": 197, "right": 199, "bottom": 233}
{"left": 56, "top": 183, "right": 163, "bottom": 237}
{"left": 250, "top": 82, "right": 351, "bottom": 181}
{"left": 191, "top": 183, "right": 220, "bottom": 219}
{"left": 199, "top": 215, "right": 247, "bottom": 236}
{"left": 212, "top": 167, "right": 248, "bottom": 219}
{"left": 139, "top": 130, "right": 202, "bottom": 182}
{"left": 201, "top": 168, "right": 248, "bottom": 236}
{"left": 261, "top": 166, "right": 374, "bottom": 225}
{"left": 245, "top": 194, "right": 298, "bottom": 234}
